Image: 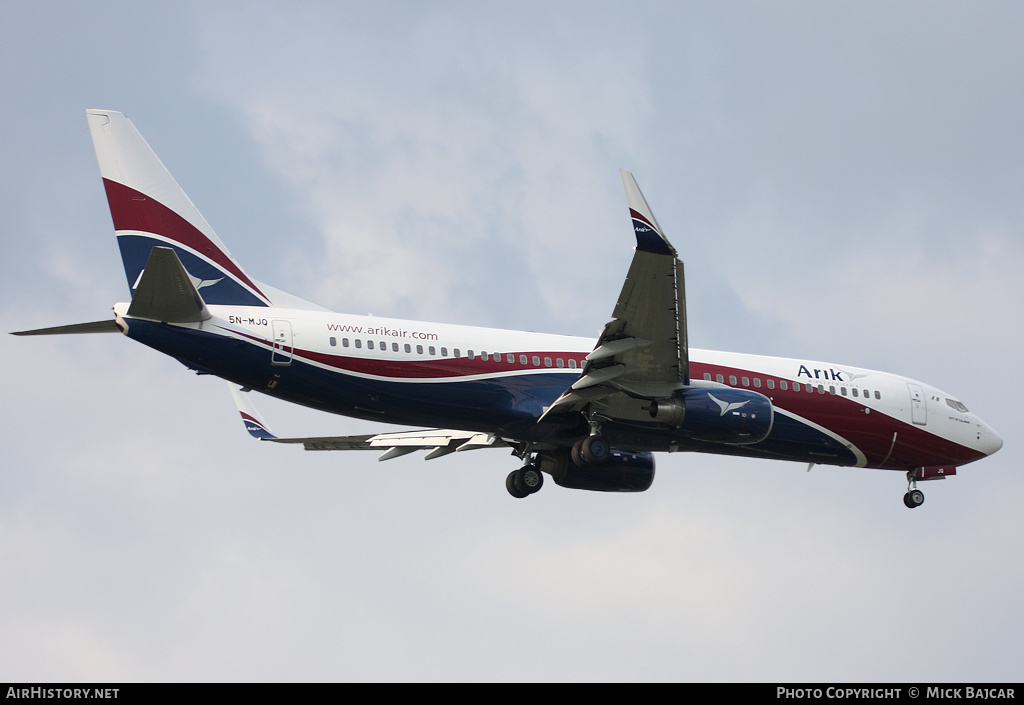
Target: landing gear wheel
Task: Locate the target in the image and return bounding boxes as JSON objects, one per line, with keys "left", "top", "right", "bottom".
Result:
{"left": 572, "top": 436, "right": 610, "bottom": 466}
{"left": 903, "top": 489, "right": 925, "bottom": 509}
{"left": 506, "top": 466, "right": 543, "bottom": 498}
{"left": 506, "top": 470, "right": 529, "bottom": 499}
{"left": 519, "top": 465, "right": 544, "bottom": 493}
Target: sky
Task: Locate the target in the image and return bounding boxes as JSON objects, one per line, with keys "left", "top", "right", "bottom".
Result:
{"left": 1, "top": 1, "right": 1022, "bottom": 682}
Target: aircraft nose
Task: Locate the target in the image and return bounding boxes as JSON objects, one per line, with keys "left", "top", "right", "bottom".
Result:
{"left": 978, "top": 421, "right": 1003, "bottom": 456}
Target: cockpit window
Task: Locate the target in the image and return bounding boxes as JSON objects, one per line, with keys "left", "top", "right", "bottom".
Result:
{"left": 945, "top": 398, "right": 969, "bottom": 413}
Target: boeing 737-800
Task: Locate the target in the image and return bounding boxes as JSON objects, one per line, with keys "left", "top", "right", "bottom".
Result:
{"left": 13, "top": 110, "right": 1003, "bottom": 508}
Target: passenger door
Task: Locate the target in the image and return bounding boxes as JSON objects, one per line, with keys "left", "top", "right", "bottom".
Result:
{"left": 271, "top": 320, "right": 293, "bottom": 366}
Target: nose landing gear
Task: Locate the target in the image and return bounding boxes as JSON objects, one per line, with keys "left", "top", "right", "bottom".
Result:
{"left": 903, "top": 488, "right": 925, "bottom": 508}
{"left": 903, "top": 470, "right": 925, "bottom": 509}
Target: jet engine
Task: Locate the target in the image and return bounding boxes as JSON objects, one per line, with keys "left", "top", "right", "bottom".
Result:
{"left": 539, "top": 449, "right": 655, "bottom": 493}
{"left": 649, "top": 387, "right": 773, "bottom": 445}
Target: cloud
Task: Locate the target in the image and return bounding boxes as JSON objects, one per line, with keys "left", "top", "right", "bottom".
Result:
{"left": 192, "top": 5, "right": 653, "bottom": 332}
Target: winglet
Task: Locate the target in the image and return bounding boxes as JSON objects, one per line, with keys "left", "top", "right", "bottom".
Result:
{"left": 229, "top": 384, "right": 277, "bottom": 440}
{"left": 620, "top": 169, "right": 676, "bottom": 257}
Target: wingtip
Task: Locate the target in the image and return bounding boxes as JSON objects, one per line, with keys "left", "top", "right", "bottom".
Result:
{"left": 228, "top": 384, "right": 277, "bottom": 440}
{"left": 620, "top": 170, "right": 676, "bottom": 257}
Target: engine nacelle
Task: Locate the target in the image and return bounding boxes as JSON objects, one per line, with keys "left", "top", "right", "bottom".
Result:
{"left": 540, "top": 449, "right": 655, "bottom": 493}
{"left": 651, "top": 387, "right": 774, "bottom": 445}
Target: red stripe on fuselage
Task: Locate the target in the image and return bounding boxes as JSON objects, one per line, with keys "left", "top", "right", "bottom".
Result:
{"left": 229, "top": 327, "right": 586, "bottom": 379}
{"left": 694, "top": 361, "right": 985, "bottom": 469}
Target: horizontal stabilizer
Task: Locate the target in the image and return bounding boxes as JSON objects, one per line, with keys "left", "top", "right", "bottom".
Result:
{"left": 11, "top": 319, "right": 121, "bottom": 336}
{"left": 127, "top": 247, "right": 211, "bottom": 323}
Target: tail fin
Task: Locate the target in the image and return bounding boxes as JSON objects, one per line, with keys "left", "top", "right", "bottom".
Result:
{"left": 86, "top": 109, "right": 271, "bottom": 307}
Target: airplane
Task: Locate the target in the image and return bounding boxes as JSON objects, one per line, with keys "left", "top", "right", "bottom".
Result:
{"left": 12, "top": 109, "right": 1003, "bottom": 508}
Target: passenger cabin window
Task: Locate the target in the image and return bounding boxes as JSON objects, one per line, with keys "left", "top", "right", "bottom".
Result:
{"left": 343, "top": 338, "right": 350, "bottom": 348}
{"left": 556, "top": 358, "right": 564, "bottom": 368}
{"left": 441, "top": 347, "right": 448, "bottom": 357}
{"left": 329, "top": 336, "right": 337, "bottom": 347}
{"left": 355, "top": 339, "right": 362, "bottom": 349}
{"left": 569, "top": 359, "right": 577, "bottom": 369}
{"left": 416, "top": 344, "right": 423, "bottom": 354}
{"left": 704, "top": 373, "right": 712, "bottom": 381}
{"left": 405, "top": 344, "right": 411, "bottom": 353}
{"left": 392, "top": 342, "right": 399, "bottom": 352}
{"left": 429, "top": 346, "right": 436, "bottom": 356}
{"left": 780, "top": 381, "right": 787, "bottom": 390}
{"left": 767, "top": 379, "right": 775, "bottom": 390}
{"left": 716, "top": 374, "right": 724, "bottom": 384}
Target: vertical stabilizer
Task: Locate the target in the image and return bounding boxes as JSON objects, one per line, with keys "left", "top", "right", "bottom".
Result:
{"left": 86, "top": 109, "right": 271, "bottom": 307}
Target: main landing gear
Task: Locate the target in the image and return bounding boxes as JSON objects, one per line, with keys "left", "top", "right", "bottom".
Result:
{"left": 571, "top": 435, "right": 609, "bottom": 466}
{"left": 505, "top": 434, "right": 610, "bottom": 499}
{"left": 903, "top": 470, "right": 925, "bottom": 509}
{"left": 506, "top": 464, "right": 544, "bottom": 499}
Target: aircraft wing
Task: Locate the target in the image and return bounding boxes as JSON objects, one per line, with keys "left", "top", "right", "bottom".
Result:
{"left": 542, "top": 170, "right": 688, "bottom": 420}
{"left": 229, "top": 384, "right": 507, "bottom": 461}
